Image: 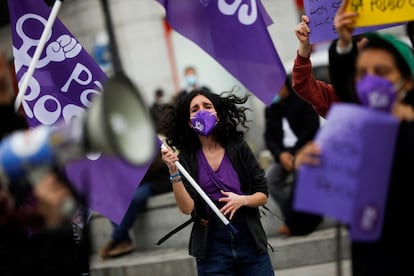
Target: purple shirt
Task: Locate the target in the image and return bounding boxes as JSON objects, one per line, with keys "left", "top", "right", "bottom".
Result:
{"left": 197, "top": 149, "right": 243, "bottom": 201}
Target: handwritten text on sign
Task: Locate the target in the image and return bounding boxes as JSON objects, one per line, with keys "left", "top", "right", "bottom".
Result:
{"left": 294, "top": 103, "right": 399, "bottom": 241}
{"left": 304, "top": 0, "right": 398, "bottom": 44}
{"left": 346, "top": 0, "right": 414, "bottom": 27}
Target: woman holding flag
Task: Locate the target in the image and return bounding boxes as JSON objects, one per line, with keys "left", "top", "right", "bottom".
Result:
{"left": 160, "top": 88, "right": 274, "bottom": 275}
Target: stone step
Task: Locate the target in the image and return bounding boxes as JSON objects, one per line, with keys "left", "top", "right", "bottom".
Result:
{"left": 88, "top": 192, "right": 349, "bottom": 275}
{"left": 88, "top": 192, "right": 338, "bottom": 254}
{"left": 90, "top": 227, "right": 351, "bottom": 276}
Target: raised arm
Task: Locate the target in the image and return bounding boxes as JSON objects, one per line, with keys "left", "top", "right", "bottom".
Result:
{"left": 292, "top": 15, "right": 338, "bottom": 117}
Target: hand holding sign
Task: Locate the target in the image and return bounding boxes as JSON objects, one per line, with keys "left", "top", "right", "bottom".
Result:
{"left": 334, "top": 0, "right": 358, "bottom": 48}
{"left": 295, "top": 15, "right": 312, "bottom": 58}
{"left": 294, "top": 103, "right": 399, "bottom": 241}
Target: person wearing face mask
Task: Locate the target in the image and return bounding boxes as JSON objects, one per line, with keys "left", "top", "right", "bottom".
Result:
{"left": 292, "top": 14, "right": 414, "bottom": 119}
{"left": 328, "top": 4, "right": 414, "bottom": 107}
{"left": 290, "top": 14, "right": 414, "bottom": 276}
{"left": 174, "top": 66, "right": 211, "bottom": 105}
{"left": 160, "top": 88, "right": 275, "bottom": 275}
{"left": 184, "top": 66, "right": 198, "bottom": 91}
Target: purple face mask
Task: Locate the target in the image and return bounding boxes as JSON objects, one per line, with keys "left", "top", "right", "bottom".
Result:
{"left": 190, "top": 110, "right": 218, "bottom": 136}
{"left": 356, "top": 75, "right": 397, "bottom": 112}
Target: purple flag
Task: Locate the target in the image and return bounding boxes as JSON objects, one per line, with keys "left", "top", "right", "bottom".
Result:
{"left": 8, "top": 0, "right": 154, "bottom": 224}
{"left": 156, "top": 0, "right": 286, "bottom": 105}
{"left": 294, "top": 103, "right": 399, "bottom": 241}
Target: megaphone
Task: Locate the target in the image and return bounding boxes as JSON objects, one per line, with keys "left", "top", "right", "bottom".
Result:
{"left": 0, "top": 74, "right": 156, "bottom": 185}
{"left": 84, "top": 74, "right": 156, "bottom": 165}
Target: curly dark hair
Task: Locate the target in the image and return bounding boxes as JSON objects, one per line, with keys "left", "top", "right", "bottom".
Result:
{"left": 159, "top": 88, "right": 251, "bottom": 153}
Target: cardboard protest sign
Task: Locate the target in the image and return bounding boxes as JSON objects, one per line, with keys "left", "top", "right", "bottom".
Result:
{"left": 304, "top": 0, "right": 398, "bottom": 43}
{"left": 345, "top": 0, "right": 414, "bottom": 27}
{"left": 294, "top": 103, "right": 399, "bottom": 241}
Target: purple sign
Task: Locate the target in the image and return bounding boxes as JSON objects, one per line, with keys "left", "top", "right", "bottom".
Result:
{"left": 155, "top": 0, "right": 286, "bottom": 106}
{"left": 294, "top": 103, "right": 399, "bottom": 241}
{"left": 303, "top": 0, "right": 400, "bottom": 44}
{"left": 8, "top": 0, "right": 154, "bottom": 224}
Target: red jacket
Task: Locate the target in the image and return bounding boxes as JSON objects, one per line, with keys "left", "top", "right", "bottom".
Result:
{"left": 291, "top": 52, "right": 339, "bottom": 118}
{"left": 295, "top": 0, "right": 304, "bottom": 9}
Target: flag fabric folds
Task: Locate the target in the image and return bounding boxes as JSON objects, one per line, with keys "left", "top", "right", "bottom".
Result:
{"left": 8, "top": 0, "right": 154, "bottom": 224}
{"left": 156, "top": 0, "right": 286, "bottom": 105}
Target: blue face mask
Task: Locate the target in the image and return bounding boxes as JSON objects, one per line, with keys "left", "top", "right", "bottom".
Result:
{"left": 190, "top": 110, "right": 217, "bottom": 136}
{"left": 185, "top": 74, "right": 197, "bottom": 87}
{"left": 356, "top": 74, "right": 398, "bottom": 112}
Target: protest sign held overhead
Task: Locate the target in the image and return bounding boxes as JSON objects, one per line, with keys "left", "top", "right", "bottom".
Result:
{"left": 304, "top": 0, "right": 398, "bottom": 44}
{"left": 345, "top": 0, "right": 414, "bottom": 27}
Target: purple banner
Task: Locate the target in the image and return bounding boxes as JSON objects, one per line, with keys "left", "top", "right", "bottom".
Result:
{"left": 294, "top": 103, "right": 399, "bottom": 241}
{"left": 303, "top": 0, "right": 400, "bottom": 44}
{"left": 8, "top": 0, "right": 154, "bottom": 224}
{"left": 156, "top": 0, "right": 286, "bottom": 105}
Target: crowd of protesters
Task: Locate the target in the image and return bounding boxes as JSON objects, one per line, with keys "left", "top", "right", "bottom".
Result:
{"left": 1, "top": 2, "right": 413, "bottom": 275}
{"left": 285, "top": 3, "right": 414, "bottom": 275}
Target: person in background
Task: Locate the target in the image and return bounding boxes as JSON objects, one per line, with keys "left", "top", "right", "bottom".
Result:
{"left": 160, "top": 88, "right": 274, "bottom": 275}
{"left": 174, "top": 66, "right": 210, "bottom": 105}
{"left": 98, "top": 151, "right": 172, "bottom": 259}
{"left": 291, "top": 10, "right": 414, "bottom": 275}
{"left": 149, "top": 88, "right": 167, "bottom": 132}
{"left": 0, "top": 51, "right": 27, "bottom": 138}
{"left": 328, "top": 8, "right": 413, "bottom": 104}
{"left": 263, "top": 77, "right": 319, "bottom": 236}
{"left": 182, "top": 66, "right": 199, "bottom": 92}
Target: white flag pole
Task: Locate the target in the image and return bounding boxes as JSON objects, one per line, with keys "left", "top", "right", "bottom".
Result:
{"left": 14, "top": 0, "right": 63, "bottom": 112}
{"left": 161, "top": 144, "right": 238, "bottom": 234}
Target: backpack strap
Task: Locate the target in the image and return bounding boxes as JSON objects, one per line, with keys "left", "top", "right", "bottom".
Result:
{"left": 156, "top": 217, "right": 195, "bottom": 245}
{"left": 261, "top": 205, "right": 284, "bottom": 222}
